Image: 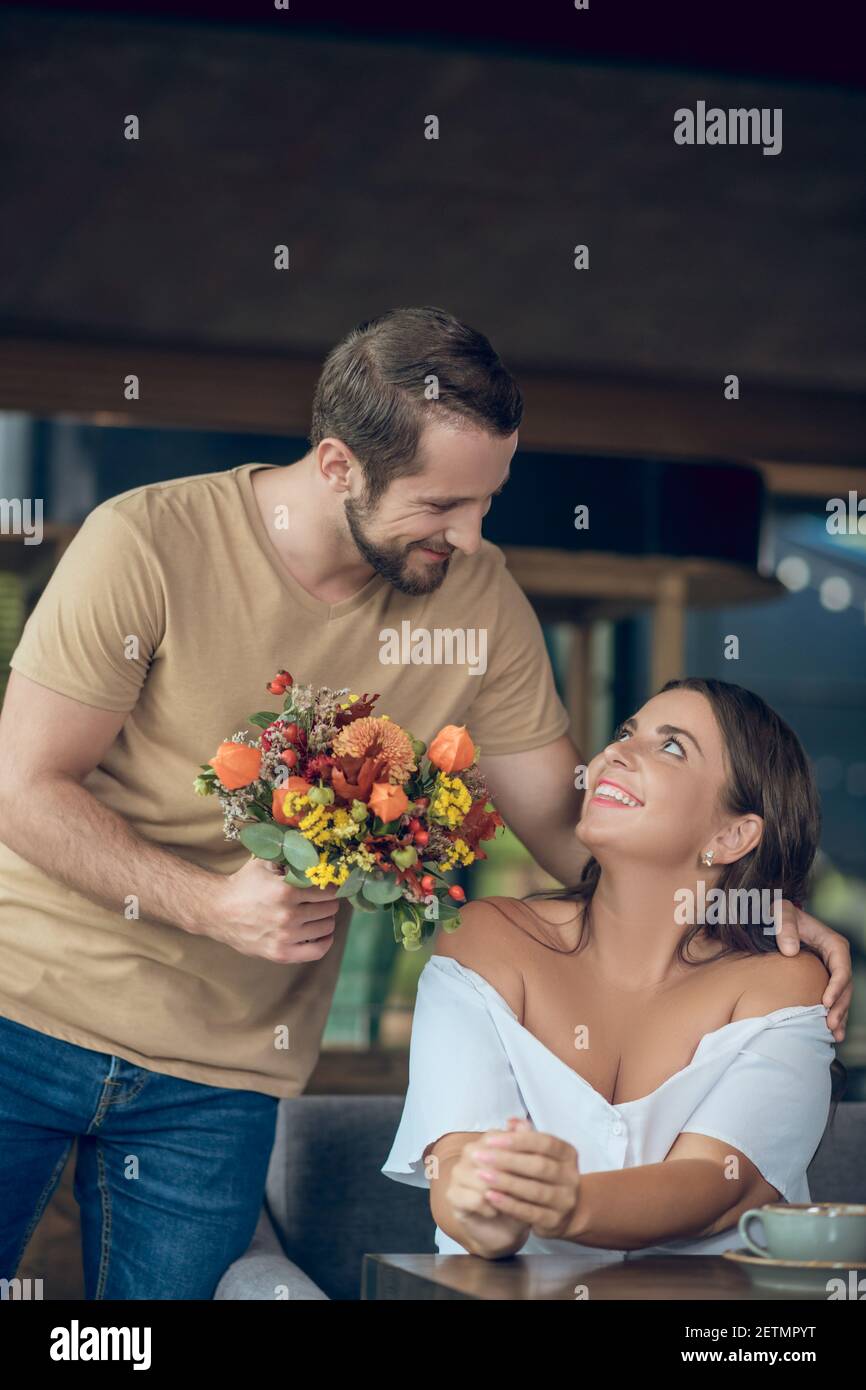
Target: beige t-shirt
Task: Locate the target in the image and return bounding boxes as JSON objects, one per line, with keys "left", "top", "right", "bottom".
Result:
{"left": 0, "top": 462, "right": 570, "bottom": 1097}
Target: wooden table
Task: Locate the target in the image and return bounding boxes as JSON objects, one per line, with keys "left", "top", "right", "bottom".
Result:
{"left": 362, "top": 1251, "right": 854, "bottom": 1301}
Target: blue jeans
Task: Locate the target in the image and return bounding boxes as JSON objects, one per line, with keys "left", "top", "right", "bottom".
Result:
{"left": 0, "top": 1012, "right": 279, "bottom": 1299}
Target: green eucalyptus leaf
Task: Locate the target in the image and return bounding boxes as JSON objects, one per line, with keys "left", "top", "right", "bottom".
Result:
{"left": 350, "top": 893, "right": 378, "bottom": 914}
{"left": 239, "top": 822, "right": 285, "bottom": 860}
{"left": 362, "top": 875, "right": 405, "bottom": 906}
{"left": 282, "top": 830, "right": 320, "bottom": 871}
{"left": 335, "top": 866, "right": 366, "bottom": 899}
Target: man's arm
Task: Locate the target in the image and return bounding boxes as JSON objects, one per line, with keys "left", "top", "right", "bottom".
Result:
{"left": 0, "top": 671, "right": 340, "bottom": 962}
{"left": 478, "top": 732, "right": 589, "bottom": 886}
{"left": 772, "top": 904, "right": 852, "bottom": 1042}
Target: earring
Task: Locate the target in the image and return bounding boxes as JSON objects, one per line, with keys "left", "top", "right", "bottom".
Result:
{"left": 701, "top": 850, "right": 715, "bottom": 866}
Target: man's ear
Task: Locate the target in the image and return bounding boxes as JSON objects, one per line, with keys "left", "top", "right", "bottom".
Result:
{"left": 315, "top": 438, "right": 358, "bottom": 495}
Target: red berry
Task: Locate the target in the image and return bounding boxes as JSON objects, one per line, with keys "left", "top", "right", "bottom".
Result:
{"left": 280, "top": 749, "right": 299, "bottom": 769}
{"left": 415, "top": 797, "right": 429, "bottom": 809}
{"left": 278, "top": 670, "right": 293, "bottom": 687}
{"left": 284, "top": 723, "right": 300, "bottom": 743}
{"left": 413, "top": 830, "right": 429, "bottom": 848}
{"left": 448, "top": 885, "right": 466, "bottom": 902}
{"left": 408, "top": 817, "right": 422, "bottom": 833}
{"left": 420, "top": 875, "right": 435, "bottom": 894}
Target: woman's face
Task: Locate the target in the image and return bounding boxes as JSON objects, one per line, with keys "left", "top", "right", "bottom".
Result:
{"left": 577, "top": 688, "right": 732, "bottom": 869}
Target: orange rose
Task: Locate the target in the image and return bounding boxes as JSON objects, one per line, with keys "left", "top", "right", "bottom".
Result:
{"left": 368, "top": 781, "right": 409, "bottom": 823}
{"left": 427, "top": 724, "right": 475, "bottom": 773}
{"left": 272, "top": 777, "right": 312, "bottom": 827}
{"left": 208, "top": 741, "right": 262, "bottom": 790}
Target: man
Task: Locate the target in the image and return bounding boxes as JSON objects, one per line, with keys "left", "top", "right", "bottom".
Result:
{"left": 0, "top": 306, "right": 851, "bottom": 1299}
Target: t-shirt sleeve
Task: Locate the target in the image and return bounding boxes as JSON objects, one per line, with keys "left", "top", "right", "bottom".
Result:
{"left": 462, "top": 552, "right": 571, "bottom": 756}
{"left": 680, "top": 1010, "right": 835, "bottom": 1203}
{"left": 9, "top": 502, "right": 165, "bottom": 713}
{"left": 380, "top": 956, "right": 529, "bottom": 1189}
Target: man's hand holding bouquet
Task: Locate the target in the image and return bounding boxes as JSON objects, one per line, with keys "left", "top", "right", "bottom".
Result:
{"left": 195, "top": 667, "right": 503, "bottom": 951}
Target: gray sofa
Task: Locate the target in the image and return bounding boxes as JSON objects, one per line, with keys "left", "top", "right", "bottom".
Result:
{"left": 214, "top": 1095, "right": 866, "bottom": 1301}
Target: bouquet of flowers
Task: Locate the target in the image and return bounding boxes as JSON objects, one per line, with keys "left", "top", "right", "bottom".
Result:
{"left": 194, "top": 667, "right": 503, "bottom": 950}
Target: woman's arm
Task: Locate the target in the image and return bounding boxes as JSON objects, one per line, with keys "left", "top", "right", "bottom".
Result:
{"left": 564, "top": 1134, "right": 778, "bottom": 1248}
{"left": 470, "top": 1129, "right": 778, "bottom": 1250}
{"left": 427, "top": 1129, "right": 532, "bottom": 1258}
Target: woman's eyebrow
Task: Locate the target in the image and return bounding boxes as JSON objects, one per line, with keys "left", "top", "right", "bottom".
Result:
{"left": 620, "top": 716, "right": 704, "bottom": 757}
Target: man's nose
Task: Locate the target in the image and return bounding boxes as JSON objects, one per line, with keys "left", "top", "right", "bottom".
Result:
{"left": 445, "top": 514, "right": 483, "bottom": 556}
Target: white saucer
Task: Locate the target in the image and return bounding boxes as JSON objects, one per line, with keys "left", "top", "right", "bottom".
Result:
{"left": 723, "top": 1246, "right": 866, "bottom": 1270}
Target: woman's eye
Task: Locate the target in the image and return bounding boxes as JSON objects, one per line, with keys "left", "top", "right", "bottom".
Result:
{"left": 663, "top": 737, "right": 686, "bottom": 757}
{"left": 614, "top": 727, "right": 630, "bottom": 742}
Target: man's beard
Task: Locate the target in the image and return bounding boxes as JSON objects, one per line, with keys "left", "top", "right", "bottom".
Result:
{"left": 344, "top": 496, "right": 452, "bottom": 596}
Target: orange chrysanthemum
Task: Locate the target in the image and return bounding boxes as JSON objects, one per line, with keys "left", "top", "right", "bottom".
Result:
{"left": 332, "top": 717, "right": 416, "bottom": 785}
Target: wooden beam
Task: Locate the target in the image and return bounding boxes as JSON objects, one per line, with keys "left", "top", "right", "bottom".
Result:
{"left": 1, "top": 337, "right": 864, "bottom": 473}
{"left": 755, "top": 460, "right": 866, "bottom": 498}
{"left": 500, "top": 547, "right": 783, "bottom": 610}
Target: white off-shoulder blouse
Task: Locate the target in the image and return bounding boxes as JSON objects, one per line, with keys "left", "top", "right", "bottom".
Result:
{"left": 381, "top": 954, "right": 836, "bottom": 1258}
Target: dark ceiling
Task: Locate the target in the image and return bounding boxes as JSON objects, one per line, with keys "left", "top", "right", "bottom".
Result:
{"left": 7, "top": 0, "right": 866, "bottom": 90}
{"left": 1, "top": 3, "right": 864, "bottom": 395}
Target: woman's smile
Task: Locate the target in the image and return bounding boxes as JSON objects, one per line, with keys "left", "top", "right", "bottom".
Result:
{"left": 590, "top": 778, "right": 644, "bottom": 808}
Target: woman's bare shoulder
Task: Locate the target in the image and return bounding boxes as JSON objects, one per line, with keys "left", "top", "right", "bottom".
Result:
{"left": 430, "top": 897, "right": 529, "bottom": 1018}
{"left": 727, "top": 946, "right": 830, "bottom": 1020}
{"left": 430, "top": 895, "right": 585, "bottom": 1015}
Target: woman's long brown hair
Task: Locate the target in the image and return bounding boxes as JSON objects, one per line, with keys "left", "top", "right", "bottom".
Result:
{"left": 520, "top": 677, "right": 847, "bottom": 1115}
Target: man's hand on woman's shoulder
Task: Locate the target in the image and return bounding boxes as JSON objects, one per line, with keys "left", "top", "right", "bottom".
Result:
{"left": 770, "top": 901, "right": 851, "bottom": 1042}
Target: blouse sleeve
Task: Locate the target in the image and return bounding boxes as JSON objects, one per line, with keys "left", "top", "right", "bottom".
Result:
{"left": 380, "top": 956, "right": 530, "bottom": 1188}
{"left": 680, "top": 1008, "right": 835, "bottom": 1203}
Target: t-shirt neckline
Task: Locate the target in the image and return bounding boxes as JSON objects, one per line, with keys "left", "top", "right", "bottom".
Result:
{"left": 233, "top": 461, "right": 390, "bottom": 620}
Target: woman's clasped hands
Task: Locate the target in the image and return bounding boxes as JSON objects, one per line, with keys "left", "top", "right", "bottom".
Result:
{"left": 449, "top": 1116, "right": 582, "bottom": 1250}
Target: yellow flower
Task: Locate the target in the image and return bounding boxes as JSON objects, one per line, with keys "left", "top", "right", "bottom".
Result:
{"left": 438, "top": 837, "right": 476, "bottom": 870}
{"left": 431, "top": 774, "right": 472, "bottom": 829}
{"left": 297, "top": 803, "right": 364, "bottom": 848}
{"left": 331, "top": 808, "right": 357, "bottom": 840}
{"left": 347, "top": 845, "right": 376, "bottom": 871}
{"left": 305, "top": 853, "right": 350, "bottom": 888}
{"left": 282, "top": 790, "right": 312, "bottom": 822}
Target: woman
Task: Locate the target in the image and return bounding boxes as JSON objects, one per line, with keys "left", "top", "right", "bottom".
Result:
{"left": 381, "top": 678, "right": 844, "bottom": 1259}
